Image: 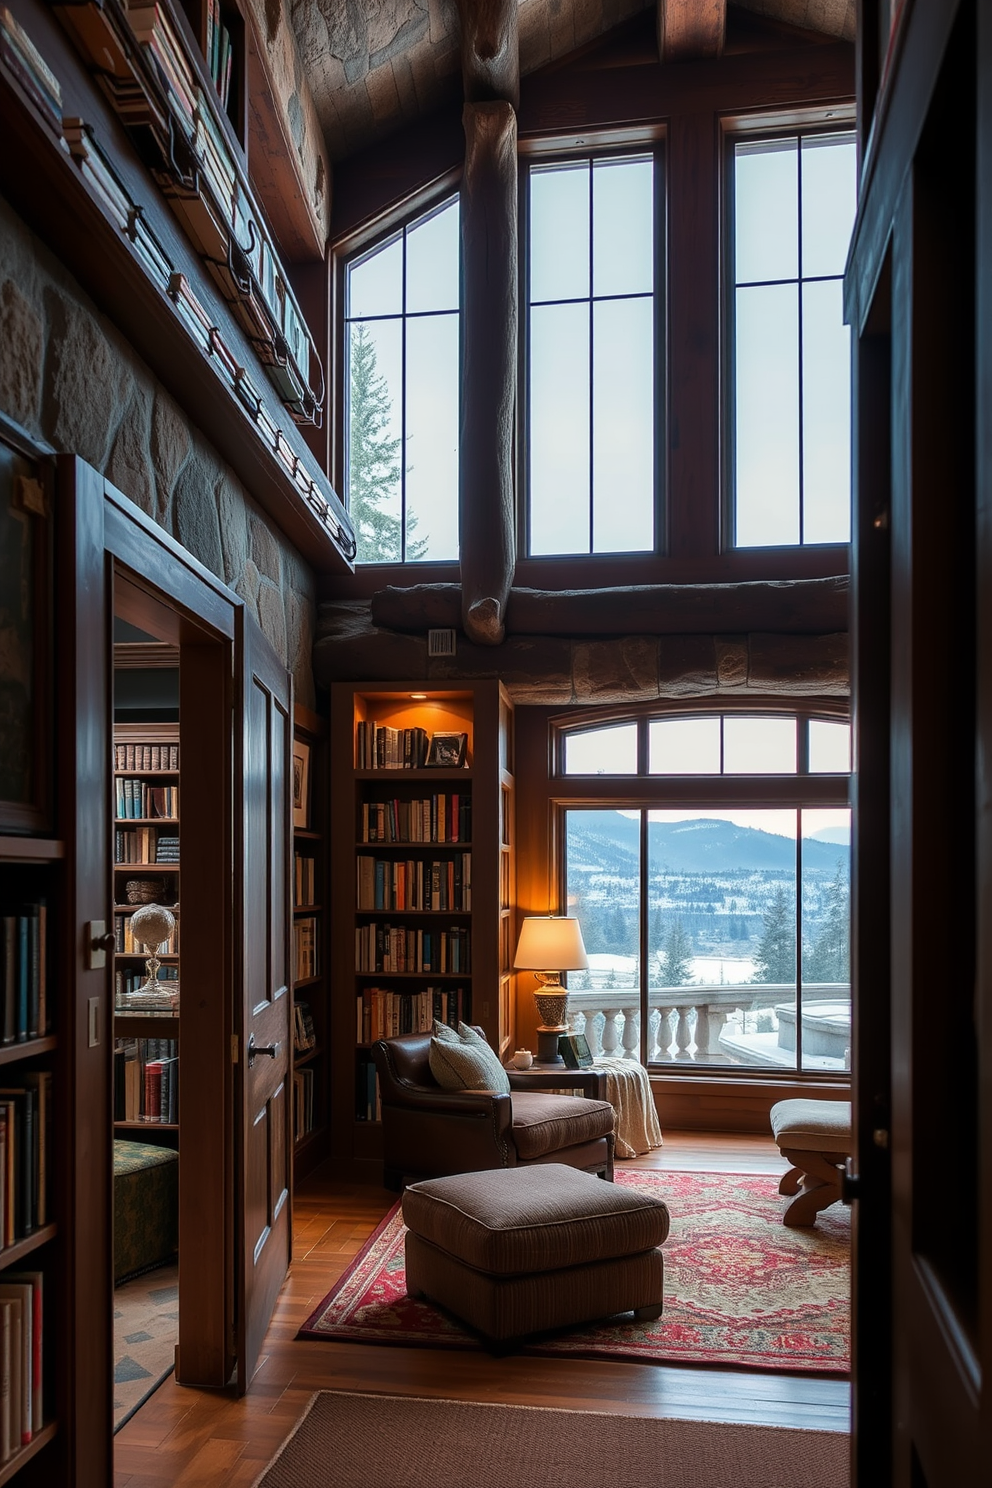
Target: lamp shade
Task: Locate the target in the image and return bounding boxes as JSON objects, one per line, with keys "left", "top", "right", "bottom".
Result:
{"left": 513, "top": 916, "right": 588, "bottom": 972}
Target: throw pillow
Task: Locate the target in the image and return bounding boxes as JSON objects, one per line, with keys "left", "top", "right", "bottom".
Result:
{"left": 429, "top": 1036, "right": 511, "bottom": 1095}
{"left": 432, "top": 1020, "right": 460, "bottom": 1043}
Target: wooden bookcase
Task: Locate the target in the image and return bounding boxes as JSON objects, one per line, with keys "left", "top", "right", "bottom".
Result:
{"left": 291, "top": 704, "right": 329, "bottom": 1182}
{"left": 328, "top": 682, "right": 515, "bottom": 1173}
{"left": 112, "top": 722, "right": 181, "bottom": 1149}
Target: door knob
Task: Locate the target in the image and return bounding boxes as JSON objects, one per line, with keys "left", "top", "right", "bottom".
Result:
{"left": 247, "top": 1035, "right": 279, "bottom": 1068}
{"left": 92, "top": 932, "right": 116, "bottom": 950}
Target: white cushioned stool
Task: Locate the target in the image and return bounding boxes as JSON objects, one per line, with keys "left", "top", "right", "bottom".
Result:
{"left": 770, "top": 1098, "right": 852, "bottom": 1227}
{"left": 402, "top": 1163, "right": 669, "bottom": 1343}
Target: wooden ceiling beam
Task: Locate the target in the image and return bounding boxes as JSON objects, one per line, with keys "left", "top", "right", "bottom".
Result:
{"left": 658, "top": 0, "right": 727, "bottom": 63}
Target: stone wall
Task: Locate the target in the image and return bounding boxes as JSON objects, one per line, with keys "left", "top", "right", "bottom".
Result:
{"left": 0, "top": 194, "right": 316, "bottom": 707}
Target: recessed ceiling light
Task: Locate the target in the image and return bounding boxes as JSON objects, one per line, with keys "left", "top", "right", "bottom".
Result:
{"left": 410, "top": 693, "right": 428, "bottom": 700}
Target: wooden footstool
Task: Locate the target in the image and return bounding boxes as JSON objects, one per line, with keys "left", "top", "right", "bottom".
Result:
{"left": 402, "top": 1163, "right": 669, "bottom": 1343}
{"left": 770, "top": 1098, "right": 852, "bottom": 1227}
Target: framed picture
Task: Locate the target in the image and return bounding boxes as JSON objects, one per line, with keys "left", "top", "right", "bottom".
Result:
{"left": 426, "top": 732, "right": 468, "bottom": 769}
{"left": 292, "top": 738, "right": 311, "bottom": 828}
{"left": 0, "top": 422, "right": 52, "bottom": 834}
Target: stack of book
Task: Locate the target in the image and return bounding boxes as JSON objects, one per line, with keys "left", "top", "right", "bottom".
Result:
{"left": 356, "top": 854, "right": 472, "bottom": 912}
{"left": 293, "top": 852, "right": 315, "bottom": 907}
{"left": 355, "top": 924, "right": 471, "bottom": 974}
{"left": 356, "top": 722, "right": 429, "bottom": 770}
{"left": 292, "top": 1067, "right": 314, "bottom": 1142}
{"left": 115, "top": 741, "right": 180, "bottom": 770}
{"left": 293, "top": 917, "right": 318, "bottom": 981}
{"left": 1, "top": 901, "right": 49, "bottom": 1043}
{"left": 0, "top": 5, "right": 62, "bottom": 135}
{"left": 114, "top": 1037, "right": 178, "bottom": 1123}
{"left": 361, "top": 793, "right": 472, "bottom": 843}
{"left": 356, "top": 986, "right": 467, "bottom": 1043}
{"left": 0, "top": 1072, "right": 52, "bottom": 1244}
{"left": 0, "top": 1270, "right": 43, "bottom": 1460}
{"left": 115, "top": 779, "right": 178, "bottom": 818}
{"left": 155, "top": 835, "right": 180, "bottom": 864}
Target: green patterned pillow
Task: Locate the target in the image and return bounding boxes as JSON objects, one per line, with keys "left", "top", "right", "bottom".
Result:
{"left": 429, "top": 1035, "right": 510, "bottom": 1095}
{"left": 432, "top": 1019, "right": 460, "bottom": 1043}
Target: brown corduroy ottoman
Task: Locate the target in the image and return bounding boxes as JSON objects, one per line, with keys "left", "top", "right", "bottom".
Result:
{"left": 401, "top": 1163, "right": 669, "bottom": 1343}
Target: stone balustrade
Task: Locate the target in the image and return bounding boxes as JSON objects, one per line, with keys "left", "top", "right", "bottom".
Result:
{"left": 565, "top": 983, "right": 850, "bottom": 1064}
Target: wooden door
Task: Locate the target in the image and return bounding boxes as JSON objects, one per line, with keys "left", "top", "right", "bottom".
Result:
{"left": 234, "top": 609, "right": 293, "bottom": 1389}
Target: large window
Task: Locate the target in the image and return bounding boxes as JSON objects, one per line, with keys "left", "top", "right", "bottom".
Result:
{"left": 730, "top": 131, "right": 857, "bottom": 547}
{"left": 344, "top": 198, "right": 460, "bottom": 564}
{"left": 525, "top": 154, "right": 658, "bottom": 557}
{"left": 558, "top": 710, "right": 850, "bottom": 1073}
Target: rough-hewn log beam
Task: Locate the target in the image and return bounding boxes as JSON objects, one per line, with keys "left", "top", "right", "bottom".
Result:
{"left": 370, "top": 577, "right": 849, "bottom": 636}
{"left": 658, "top": 0, "right": 727, "bottom": 62}
{"left": 460, "top": 100, "right": 518, "bottom": 646}
{"left": 313, "top": 602, "right": 849, "bottom": 704}
{"left": 456, "top": 0, "right": 520, "bottom": 108}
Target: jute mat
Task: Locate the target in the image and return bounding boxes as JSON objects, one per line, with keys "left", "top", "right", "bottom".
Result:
{"left": 253, "top": 1390, "right": 849, "bottom": 1488}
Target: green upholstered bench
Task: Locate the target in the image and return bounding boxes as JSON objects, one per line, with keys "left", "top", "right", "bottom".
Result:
{"left": 113, "top": 1139, "right": 179, "bottom": 1284}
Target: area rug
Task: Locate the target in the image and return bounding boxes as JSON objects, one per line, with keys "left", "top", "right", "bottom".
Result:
{"left": 252, "top": 1390, "right": 849, "bottom": 1488}
{"left": 113, "top": 1262, "right": 178, "bottom": 1432}
{"left": 299, "top": 1169, "right": 850, "bottom": 1374}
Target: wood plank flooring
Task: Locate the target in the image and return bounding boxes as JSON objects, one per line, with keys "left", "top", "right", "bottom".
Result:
{"left": 113, "top": 1132, "right": 851, "bottom": 1487}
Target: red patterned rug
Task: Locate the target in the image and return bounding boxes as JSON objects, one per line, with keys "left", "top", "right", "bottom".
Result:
{"left": 299, "top": 1168, "right": 850, "bottom": 1375}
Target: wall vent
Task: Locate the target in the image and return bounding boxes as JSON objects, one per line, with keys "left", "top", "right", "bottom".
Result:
{"left": 428, "top": 628, "right": 457, "bottom": 658}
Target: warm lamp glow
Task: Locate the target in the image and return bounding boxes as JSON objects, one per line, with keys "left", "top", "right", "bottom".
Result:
{"left": 514, "top": 916, "right": 589, "bottom": 973}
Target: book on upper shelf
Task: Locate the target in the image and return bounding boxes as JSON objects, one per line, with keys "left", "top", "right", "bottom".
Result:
{"left": 356, "top": 854, "right": 471, "bottom": 912}
{"left": 355, "top": 923, "right": 470, "bottom": 974}
{"left": 114, "top": 741, "right": 179, "bottom": 770}
{"left": 115, "top": 778, "right": 178, "bottom": 819}
{"left": 0, "top": 1070, "right": 52, "bottom": 1246}
{"left": 1, "top": 899, "right": 50, "bottom": 1044}
{"left": 356, "top": 985, "right": 467, "bottom": 1043}
{"left": 293, "top": 916, "right": 318, "bottom": 981}
{"left": 113, "top": 1037, "right": 178, "bottom": 1123}
{"left": 293, "top": 850, "right": 315, "bottom": 907}
{"left": 293, "top": 1000, "right": 316, "bottom": 1054}
{"left": 361, "top": 793, "right": 471, "bottom": 844}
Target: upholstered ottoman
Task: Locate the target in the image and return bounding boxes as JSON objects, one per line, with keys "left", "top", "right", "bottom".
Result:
{"left": 113, "top": 1139, "right": 179, "bottom": 1284}
{"left": 770, "top": 1098, "right": 852, "bottom": 1227}
{"left": 402, "top": 1163, "right": 669, "bottom": 1343}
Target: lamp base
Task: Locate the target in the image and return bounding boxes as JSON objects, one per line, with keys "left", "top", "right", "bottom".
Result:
{"left": 536, "top": 1025, "right": 567, "bottom": 1064}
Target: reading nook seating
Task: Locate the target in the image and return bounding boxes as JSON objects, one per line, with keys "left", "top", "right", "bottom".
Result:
{"left": 373, "top": 1030, "right": 616, "bottom": 1191}
{"left": 402, "top": 1164, "right": 669, "bottom": 1343}
{"left": 770, "top": 1098, "right": 853, "bottom": 1227}
{"left": 113, "top": 1139, "right": 179, "bottom": 1284}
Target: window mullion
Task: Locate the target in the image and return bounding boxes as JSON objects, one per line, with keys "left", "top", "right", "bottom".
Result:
{"left": 639, "top": 808, "right": 649, "bottom": 1067}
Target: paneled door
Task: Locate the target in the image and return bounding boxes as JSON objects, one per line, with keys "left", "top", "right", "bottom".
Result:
{"left": 234, "top": 608, "right": 293, "bottom": 1388}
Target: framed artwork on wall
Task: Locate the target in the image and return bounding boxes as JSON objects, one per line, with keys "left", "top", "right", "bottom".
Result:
{"left": 292, "top": 738, "right": 311, "bottom": 828}
{"left": 0, "top": 420, "right": 52, "bottom": 834}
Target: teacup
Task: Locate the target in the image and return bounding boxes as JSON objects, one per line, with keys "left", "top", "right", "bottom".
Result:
{"left": 511, "top": 1049, "right": 534, "bottom": 1069}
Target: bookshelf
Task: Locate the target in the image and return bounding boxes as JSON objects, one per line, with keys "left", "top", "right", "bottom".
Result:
{"left": 112, "top": 723, "right": 180, "bottom": 1145}
{"left": 291, "top": 705, "right": 329, "bottom": 1181}
{"left": 329, "top": 682, "right": 515, "bottom": 1172}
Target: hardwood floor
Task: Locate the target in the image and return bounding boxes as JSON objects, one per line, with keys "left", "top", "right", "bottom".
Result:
{"left": 113, "top": 1132, "right": 851, "bottom": 1487}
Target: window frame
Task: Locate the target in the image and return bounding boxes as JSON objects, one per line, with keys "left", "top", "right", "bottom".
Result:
{"left": 550, "top": 699, "right": 851, "bottom": 1077}
{"left": 722, "top": 117, "right": 858, "bottom": 553}
{"left": 335, "top": 186, "right": 463, "bottom": 570}
{"left": 517, "top": 141, "right": 668, "bottom": 563}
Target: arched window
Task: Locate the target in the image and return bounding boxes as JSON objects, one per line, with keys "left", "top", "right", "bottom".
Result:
{"left": 555, "top": 707, "right": 850, "bottom": 1074}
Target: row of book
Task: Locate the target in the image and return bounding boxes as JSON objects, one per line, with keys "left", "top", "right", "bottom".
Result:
{"left": 292, "top": 1067, "right": 314, "bottom": 1144}
{"left": 356, "top": 855, "right": 472, "bottom": 913}
{"left": 114, "top": 914, "right": 179, "bottom": 955}
{"left": 114, "top": 742, "right": 179, "bottom": 770}
{"left": 0, "top": 1073, "right": 51, "bottom": 1247}
{"left": 356, "top": 722, "right": 430, "bottom": 770}
{"left": 1, "top": 903, "right": 49, "bottom": 1045}
{"left": 114, "top": 1038, "right": 178, "bottom": 1124}
{"left": 360, "top": 793, "right": 472, "bottom": 844}
{"left": 356, "top": 986, "right": 468, "bottom": 1044}
{"left": 114, "top": 827, "right": 180, "bottom": 864}
{"left": 355, "top": 1057, "right": 381, "bottom": 1122}
{"left": 293, "top": 917, "right": 319, "bottom": 981}
{"left": 355, "top": 924, "right": 471, "bottom": 975}
{"left": 115, "top": 779, "right": 178, "bottom": 819}
{"left": 293, "top": 852, "right": 316, "bottom": 907}
{"left": 204, "top": 0, "right": 234, "bottom": 110}
{"left": 293, "top": 1000, "right": 316, "bottom": 1055}
{"left": 0, "top": 4, "right": 62, "bottom": 136}
{"left": 0, "top": 1270, "right": 43, "bottom": 1461}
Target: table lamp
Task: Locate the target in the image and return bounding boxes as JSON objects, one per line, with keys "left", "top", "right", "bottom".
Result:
{"left": 513, "top": 915, "right": 588, "bottom": 1063}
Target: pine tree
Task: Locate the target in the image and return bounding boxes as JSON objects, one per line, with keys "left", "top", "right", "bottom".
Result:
{"left": 805, "top": 858, "right": 850, "bottom": 983}
{"left": 660, "top": 919, "right": 694, "bottom": 986}
{"left": 753, "top": 884, "right": 796, "bottom": 983}
{"left": 347, "top": 323, "right": 428, "bottom": 562}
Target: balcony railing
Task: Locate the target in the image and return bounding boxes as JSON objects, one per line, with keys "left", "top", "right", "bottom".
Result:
{"left": 565, "top": 983, "right": 850, "bottom": 1067}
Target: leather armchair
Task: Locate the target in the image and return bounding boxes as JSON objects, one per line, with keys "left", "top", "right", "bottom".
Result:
{"left": 372, "top": 1028, "right": 616, "bottom": 1191}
